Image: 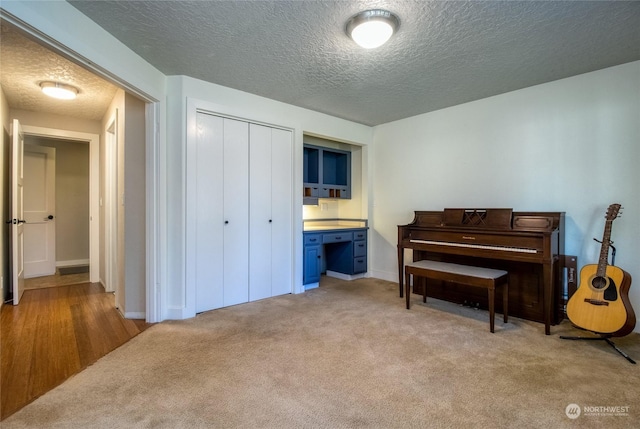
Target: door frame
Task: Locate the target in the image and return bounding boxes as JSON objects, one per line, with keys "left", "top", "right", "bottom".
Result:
{"left": 2, "top": 7, "right": 162, "bottom": 323}
{"left": 105, "top": 116, "right": 118, "bottom": 294}
{"left": 21, "top": 126, "right": 100, "bottom": 284}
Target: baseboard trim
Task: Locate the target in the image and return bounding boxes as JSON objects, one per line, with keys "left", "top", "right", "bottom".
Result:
{"left": 370, "top": 269, "right": 397, "bottom": 283}
{"left": 56, "top": 259, "right": 90, "bottom": 268}
{"left": 123, "top": 311, "right": 145, "bottom": 320}
{"left": 326, "top": 270, "right": 366, "bottom": 281}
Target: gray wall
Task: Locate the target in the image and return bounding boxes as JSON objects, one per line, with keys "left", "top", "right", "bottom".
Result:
{"left": 124, "top": 92, "right": 146, "bottom": 316}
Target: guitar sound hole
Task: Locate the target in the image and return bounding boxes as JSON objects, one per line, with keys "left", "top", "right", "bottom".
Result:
{"left": 591, "top": 276, "right": 618, "bottom": 301}
{"left": 591, "top": 276, "right": 607, "bottom": 290}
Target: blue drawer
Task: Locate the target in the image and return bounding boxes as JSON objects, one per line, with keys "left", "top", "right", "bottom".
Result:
{"left": 353, "top": 257, "right": 367, "bottom": 274}
{"left": 353, "top": 230, "right": 367, "bottom": 241}
{"left": 353, "top": 240, "right": 367, "bottom": 257}
{"left": 304, "top": 234, "right": 322, "bottom": 246}
{"left": 323, "top": 232, "right": 352, "bottom": 244}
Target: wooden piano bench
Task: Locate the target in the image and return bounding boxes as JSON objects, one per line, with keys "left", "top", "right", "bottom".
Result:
{"left": 404, "top": 260, "right": 509, "bottom": 333}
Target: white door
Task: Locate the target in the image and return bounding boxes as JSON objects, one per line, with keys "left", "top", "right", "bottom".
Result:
{"left": 195, "top": 113, "right": 249, "bottom": 313}
{"left": 249, "top": 124, "right": 292, "bottom": 301}
{"left": 10, "top": 119, "right": 25, "bottom": 305}
{"left": 269, "top": 127, "right": 293, "bottom": 296}
{"left": 23, "top": 144, "right": 56, "bottom": 278}
{"left": 249, "top": 124, "right": 273, "bottom": 301}
{"left": 222, "top": 118, "right": 249, "bottom": 307}
{"left": 195, "top": 113, "right": 225, "bottom": 312}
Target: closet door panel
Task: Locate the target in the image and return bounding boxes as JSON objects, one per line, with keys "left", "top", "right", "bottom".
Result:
{"left": 223, "top": 118, "right": 250, "bottom": 307}
{"left": 195, "top": 113, "right": 224, "bottom": 313}
{"left": 249, "top": 124, "right": 273, "bottom": 301}
{"left": 270, "top": 128, "right": 293, "bottom": 296}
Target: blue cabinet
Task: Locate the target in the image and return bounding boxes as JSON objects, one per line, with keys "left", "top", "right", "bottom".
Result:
{"left": 303, "top": 144, "right": 351, "bottom": 204}
{"left": 303, "top": 233, "right": 322, "bottom": 284}
{"left": 303, "top": 228, "right": 367, "bottom": 285}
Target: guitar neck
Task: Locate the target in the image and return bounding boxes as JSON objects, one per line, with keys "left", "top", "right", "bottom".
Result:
{"left": 597, "top": 220, "right": 613, "bottom": 277}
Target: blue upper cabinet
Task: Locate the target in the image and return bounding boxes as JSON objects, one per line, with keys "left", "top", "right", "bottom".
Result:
{"left": 303, "top": 144, "right": 351, "bottom": 204}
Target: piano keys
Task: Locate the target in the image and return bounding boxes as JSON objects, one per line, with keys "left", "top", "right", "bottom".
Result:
{"left": 398, "top": 208, "right": 565, "bottom": 335}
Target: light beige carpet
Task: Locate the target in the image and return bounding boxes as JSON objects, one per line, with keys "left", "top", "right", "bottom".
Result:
{"left": 4, "top": 277, "right": 639, "bottom": 428}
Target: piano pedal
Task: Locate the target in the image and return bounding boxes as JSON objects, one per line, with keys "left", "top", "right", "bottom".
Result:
{"left": 461, "top": 300, "right": 481, "bottom": 310}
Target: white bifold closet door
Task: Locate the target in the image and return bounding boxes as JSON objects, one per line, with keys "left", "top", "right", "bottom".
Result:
{"left": 249, "top": 123, "right": 293, "bottom": 301}
{"left": 195, "top": 113, "right": 292, "bottom": 314}
{"left": 195, "top": 114, "right": 249, "bottom": 312}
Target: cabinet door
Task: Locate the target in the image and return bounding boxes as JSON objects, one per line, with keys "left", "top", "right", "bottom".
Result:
{"left": 303, "top": 245, "right": 321, "bottom": 284}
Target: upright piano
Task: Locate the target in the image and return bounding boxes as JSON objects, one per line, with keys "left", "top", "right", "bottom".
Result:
{"left": 398, "top": 208, "right": 565, "bottom": 335}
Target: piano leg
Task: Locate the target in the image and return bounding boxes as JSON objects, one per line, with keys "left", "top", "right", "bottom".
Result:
{"left": 405, "top": 266, "right": 411, "bottom": 309}
{"left": 398, "top": 245, "right": 405, "bottom": 298}
{"left": 543, "top": 262, "right": 553, "bottom": 335}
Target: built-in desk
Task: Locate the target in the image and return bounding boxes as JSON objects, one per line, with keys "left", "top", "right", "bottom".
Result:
{"left": 303, "top": 220, "right": 368, "bottom": 289}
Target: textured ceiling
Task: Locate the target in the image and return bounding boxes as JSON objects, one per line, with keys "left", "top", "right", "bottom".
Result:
{"left": 67, "top": 0, "right": 640, "bottom": 126}
{"left": 2, "top": 2, "right": 639, "bottom": 126}
{"left": 0, "top": 22, "right": 118, "bottom": 121}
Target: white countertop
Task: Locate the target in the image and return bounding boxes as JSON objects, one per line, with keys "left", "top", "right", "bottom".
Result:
{"left": 304, "top": 225, "right": 365, "bottom": 231}
{"left": 303, "top": 219, "right": 368, "bottom": 232}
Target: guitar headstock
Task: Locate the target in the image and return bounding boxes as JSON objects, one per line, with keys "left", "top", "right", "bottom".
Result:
{"left": 606, "top": 203, "right": 622, "bottom": 221}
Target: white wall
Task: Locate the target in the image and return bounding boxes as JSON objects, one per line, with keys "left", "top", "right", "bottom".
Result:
{"left": 371, "top": 61, "right": 640, "bottom": 332}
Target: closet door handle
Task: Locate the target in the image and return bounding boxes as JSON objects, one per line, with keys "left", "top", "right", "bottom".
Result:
{"left": 224, "top": 220, "right": 229, "bottom": 224}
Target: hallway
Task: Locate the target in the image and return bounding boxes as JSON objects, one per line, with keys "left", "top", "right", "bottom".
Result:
{"left": 0, "top": 281, "right": 151, "bottom": 420}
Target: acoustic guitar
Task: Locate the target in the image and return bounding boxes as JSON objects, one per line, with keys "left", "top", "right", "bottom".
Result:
{"left": 566, "top": 204, "right": 636, "bottom": 337}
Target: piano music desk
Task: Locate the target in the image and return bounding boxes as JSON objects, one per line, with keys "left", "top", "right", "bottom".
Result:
{"left": 405, "top": 260, "right": 509, "bottom": 333}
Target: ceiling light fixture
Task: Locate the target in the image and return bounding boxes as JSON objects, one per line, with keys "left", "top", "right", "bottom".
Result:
{"left": 40, "top": 81, "right": 79, "bottom": 100}
{"left": 346, "top": 9, "right": 400, "bottom": 49}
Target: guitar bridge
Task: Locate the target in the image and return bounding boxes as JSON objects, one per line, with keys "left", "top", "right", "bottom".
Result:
{"left": 584, "top": 298, "right": 609, "bottom": 306}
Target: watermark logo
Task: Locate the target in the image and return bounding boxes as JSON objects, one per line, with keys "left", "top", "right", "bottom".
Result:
{"left": 565, "top": 403, "right": 581, "bottom": 419}
{"left": 566, "top": 403, "right": 630, "bottom": 419}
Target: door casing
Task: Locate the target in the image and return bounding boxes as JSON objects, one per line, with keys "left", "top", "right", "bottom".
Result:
{"left": 21, "top": 126, "right": 100, "bottom": 284}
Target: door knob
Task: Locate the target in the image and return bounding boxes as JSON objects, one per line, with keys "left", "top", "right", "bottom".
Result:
{"left": 47, "top": 215, "right": 54, "bottom": 220}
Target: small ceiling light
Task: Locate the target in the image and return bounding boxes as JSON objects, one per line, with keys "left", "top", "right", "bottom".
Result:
{"left": 346, "top": 9, "right": 399, "bottom": 49}
{"left": 40, "top": 81, "right": 79, "bottom": 100}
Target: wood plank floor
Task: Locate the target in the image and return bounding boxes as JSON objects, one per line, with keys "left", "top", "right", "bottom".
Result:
{"left": 23, "top": 271, "right": 90, "bottom": 290}
{"left": 1, "top": 282, "right": 152, "bottom": 420}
